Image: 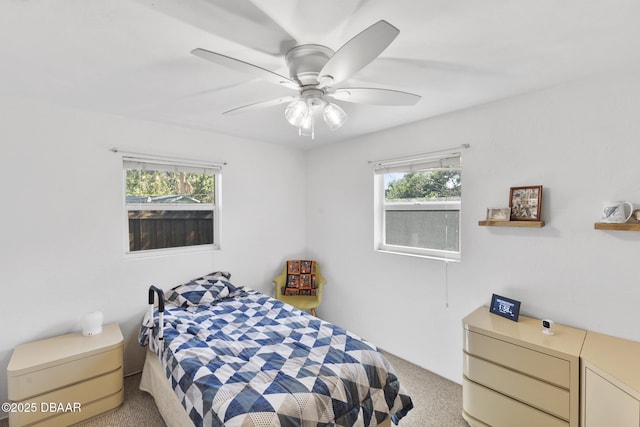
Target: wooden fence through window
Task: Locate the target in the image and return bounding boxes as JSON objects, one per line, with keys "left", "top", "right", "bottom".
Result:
{"left": 128, "top": 210, "right": 213, "bottom": 251}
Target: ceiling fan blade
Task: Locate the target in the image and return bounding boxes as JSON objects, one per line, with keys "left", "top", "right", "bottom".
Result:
{"left": 290, "top": 0, "right": 372, "bottom": 37}
{"left": 223, "top": 95, "right": 297, "bottom": 115}
{"left": 191, "top": 48, "right": 299, "bottom": 90}
{"left": 328, "top": 88, "right": 421, "bottom": 106}
{"left": 137, "top": 0, "right": 297, "bottom": 56}
{"left": 318, "top": 20, "right": 399, "bottom": 88}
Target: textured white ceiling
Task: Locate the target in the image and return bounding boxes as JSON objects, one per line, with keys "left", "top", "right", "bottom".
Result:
{"left": 2, "top": 0, "right": 640, "bottom": 147}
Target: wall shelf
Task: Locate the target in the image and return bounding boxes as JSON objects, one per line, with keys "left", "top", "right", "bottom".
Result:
{"left": 594, "top": 222, "right": 640, "bottom": 231}
{"left": 478, "top": 220, "right": 545, "bottom": 228}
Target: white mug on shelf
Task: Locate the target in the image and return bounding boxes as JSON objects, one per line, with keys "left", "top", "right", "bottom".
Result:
{"left": 600, "top": 201, "right": 633, "bottom": 223}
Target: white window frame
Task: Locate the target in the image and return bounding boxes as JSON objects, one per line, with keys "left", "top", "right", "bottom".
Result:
{"left": 121, "top": 154, "right": 222, "bottom": 256}
{"left": 373, "top": 151, "right": 462, "bottom": 262}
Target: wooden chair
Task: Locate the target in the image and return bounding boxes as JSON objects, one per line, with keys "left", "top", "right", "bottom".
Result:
{"left": 273, "top": 261, "right": 326, "bottom": 317}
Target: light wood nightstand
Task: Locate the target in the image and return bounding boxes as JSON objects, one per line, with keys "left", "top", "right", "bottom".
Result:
{"left": 7, "top": 323, "right": 124, "bottom": 427}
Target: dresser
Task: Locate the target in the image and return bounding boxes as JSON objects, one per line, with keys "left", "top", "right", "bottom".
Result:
{"left": 580, "top": 331, "right": 640, "bottom": 427}
{"left": 462, "top": 307, "right": 586, "bottom": 427}
{"left": 7, "top": 323, "right": 124, "bottom": 426}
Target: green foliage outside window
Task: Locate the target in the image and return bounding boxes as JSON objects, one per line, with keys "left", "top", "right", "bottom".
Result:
{"left": 126, "top": 170, "right": 214, "bottom": 203}
{"left": 385, "top": 170, "right": 461, "bottom": 201}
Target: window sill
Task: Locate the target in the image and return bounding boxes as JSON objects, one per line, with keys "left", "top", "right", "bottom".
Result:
{"left": 375, "top": 247, "right": 460, "bottom": 262}
{"left": 125, "top": 244, "right": 218, "bottom": 259}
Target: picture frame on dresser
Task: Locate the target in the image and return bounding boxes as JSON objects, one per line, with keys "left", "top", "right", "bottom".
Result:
{"left": 489, "top": 293, "right": 521, "bottom": 322}
{"left": 509, "top": 185, "right": 542, "bottom": 221}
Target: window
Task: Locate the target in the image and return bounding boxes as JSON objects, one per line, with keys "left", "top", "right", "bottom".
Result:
{"left": 374, "top": 152, "right": 462, "bottom": 261}
{"left": 123, "top": 156, "right": 221, "bottom": 253}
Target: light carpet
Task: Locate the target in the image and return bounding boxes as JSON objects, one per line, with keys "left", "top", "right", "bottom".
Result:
{"left": 0, "top": 351, "right": 467, "bottom": 427}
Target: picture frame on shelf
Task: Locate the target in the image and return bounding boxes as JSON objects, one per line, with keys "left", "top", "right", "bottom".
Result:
{"left": 486, "top": 208, "right": 511, "bottom": 221}
{"left": 509, "top": 185, "right": 542, "bottom": 221}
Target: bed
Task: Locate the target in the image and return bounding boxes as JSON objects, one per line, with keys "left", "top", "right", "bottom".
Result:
{"left": 138, "top": 272, "right": 413, "bottom": 427}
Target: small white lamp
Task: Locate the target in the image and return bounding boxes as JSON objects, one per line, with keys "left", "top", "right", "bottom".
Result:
{"left": 82, "top": 311, "right": 103, "bottom": 336}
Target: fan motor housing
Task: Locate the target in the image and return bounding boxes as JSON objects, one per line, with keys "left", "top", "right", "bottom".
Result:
{"left": 285, "top": 44, "right": 334, "bottom": 86}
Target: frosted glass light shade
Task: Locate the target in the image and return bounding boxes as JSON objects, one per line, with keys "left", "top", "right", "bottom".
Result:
{"left": 284, "top": 99, "right": 309, "bottom": 127}
{"left": 322, "top": 102, "right": 347, "bottom": 130}
{"left": 82, "top": 311, "right": 103, "bottom": 336}
{"left": 299, "top": 113, "right": 314, "bottom": 138}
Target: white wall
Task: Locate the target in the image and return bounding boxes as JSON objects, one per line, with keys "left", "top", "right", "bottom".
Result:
{"left": 0, "top": 97, "right": 307, "bottom": 408}
{"left": 306, "top": 62, "right": 640, "bottom": 384}
{"left": 3, "top": 61, "right": 640, "bottom": 412}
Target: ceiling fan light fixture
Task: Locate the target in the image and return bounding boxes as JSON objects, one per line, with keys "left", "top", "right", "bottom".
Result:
{"left": 298, "top": 110, "right": 315, "bottom": 139}
{"left": 284, "top": 98, "right": 309, "bottom": 127}
{"left": 322, "top": 102, "right": 347, "bottom": 131}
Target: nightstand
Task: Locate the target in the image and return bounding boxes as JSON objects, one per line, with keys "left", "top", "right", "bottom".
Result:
{"left": 7, "top": 323, "right": 124, "bottom": 426}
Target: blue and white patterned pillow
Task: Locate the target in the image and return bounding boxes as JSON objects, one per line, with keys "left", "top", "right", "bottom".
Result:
{"left": 166, "top": 272, "right": 244, "bottom": 308}
{"left": 202, "top": 271, "right": 231, "bottom": 280}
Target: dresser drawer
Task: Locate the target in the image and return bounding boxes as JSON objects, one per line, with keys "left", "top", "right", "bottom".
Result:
{"left": 464, "top": 353, "right": 569, "bottom": 419}
{"left": 8, "top": 367, "right": 123, "bottom": 426}
{"left": 465, "top": 330, "right": 570, "bottom": 388}
{"left": 10, "top": 389, "right": 124, "bottom": 427}
{"left": 8, "top": 346, "right": 123, "bottom": 401}
{"left": 463, "top": 377, "right": 568, "bottom": 427}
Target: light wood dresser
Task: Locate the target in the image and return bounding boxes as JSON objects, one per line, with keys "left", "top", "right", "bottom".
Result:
{"left": 7, "top": 323, "right": 124, "bottom": 426}
{"left": 580, "top": 330, "right": 640, "bottom": 427}
{"left": 462, "top": 307, "right": 586, "bottom": 427}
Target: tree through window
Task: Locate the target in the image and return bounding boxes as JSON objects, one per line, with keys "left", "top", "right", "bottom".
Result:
{"left": 375, "top": 153, "right": 462, "bottom": 261}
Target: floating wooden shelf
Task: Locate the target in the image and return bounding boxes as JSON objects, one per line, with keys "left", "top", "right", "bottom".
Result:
{"left": 478, "top": 220, "right": 545, "bottom": 228}
{"left": 594, "top": 222, "right": 640, "bottom": 231}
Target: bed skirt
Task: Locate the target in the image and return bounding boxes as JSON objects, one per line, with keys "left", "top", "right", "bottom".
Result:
{"left": 139, "top": 349, "right": 195, "bottom": 427}
{"left": 139, "top": 348, "right": 395, "bottom": 427}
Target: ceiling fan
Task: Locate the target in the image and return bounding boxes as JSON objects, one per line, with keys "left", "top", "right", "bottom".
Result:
{"left": 191, "top": 20, "right": 421, "bottom": 139}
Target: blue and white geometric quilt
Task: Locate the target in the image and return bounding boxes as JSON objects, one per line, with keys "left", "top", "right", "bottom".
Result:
{"left": 140, "top": 289, "right": 413, "bottom": 426}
